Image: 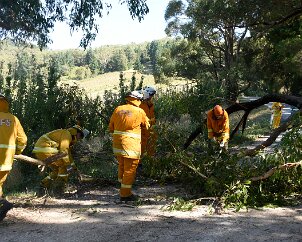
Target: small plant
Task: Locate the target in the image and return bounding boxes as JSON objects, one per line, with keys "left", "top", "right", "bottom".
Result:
{"left": 222, "top": 180, "right": 251, "bottom": 212}
{"left": 161, "top": 197, "right": 196, "bottom": 211}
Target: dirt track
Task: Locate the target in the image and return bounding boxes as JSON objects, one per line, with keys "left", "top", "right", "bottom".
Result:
{"left": 1, "top": 183, "right": 301, "bottom": 242}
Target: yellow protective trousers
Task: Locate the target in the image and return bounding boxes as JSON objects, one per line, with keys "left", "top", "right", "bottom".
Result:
{"left": 0, "top": 171, "right": 9, "bottom": 197}
{"left": 117, "top": 156, "right": 139, "bottom": 198}
{"left": 272, "top": 114, "right": 282, "bottom": 129}
{"left": 141, "top": 129, "right": 157, "bottom": 157}
{"left": 35, "top": 153, "right": 69, "bottom": 188}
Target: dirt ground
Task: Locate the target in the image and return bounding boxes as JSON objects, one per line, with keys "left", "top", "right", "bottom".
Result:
{"left": 0, "top": 181, "right": 301, "bottom": 242}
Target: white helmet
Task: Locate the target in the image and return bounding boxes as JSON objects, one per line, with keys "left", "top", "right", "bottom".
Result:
{"left": 143, "top": 86, "right": 156, "bottom": 100}
{"left": 126, "top": 90, "right": 143, "bottom": 100}
{"left": 0, "top": 93, "right": 7, "bottom": 100}
{"left": 82, "top": 129, "right": 90, "bottom": 139}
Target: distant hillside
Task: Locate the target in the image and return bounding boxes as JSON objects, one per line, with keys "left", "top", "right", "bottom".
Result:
{"left": 64, "top": 70, "right": 194, "bottom": 99}
{"left": 64, "top": 70, "right": 156, "bottom": 98}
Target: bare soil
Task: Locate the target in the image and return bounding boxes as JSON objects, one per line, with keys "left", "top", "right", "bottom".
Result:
{"left": 1, "top": 180, "right": 301, "bottom": 242}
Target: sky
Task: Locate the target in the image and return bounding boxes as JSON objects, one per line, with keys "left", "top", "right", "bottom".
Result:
{"left": 48, "top": 0, "right": 171, "bottom": 50}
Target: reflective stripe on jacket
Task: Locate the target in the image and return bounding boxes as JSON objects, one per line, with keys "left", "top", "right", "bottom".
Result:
{"left": 0, "top": 112, "right": 27, "bottom": 171}
{"left": 207, "top": 109, "right": 230, "bottom": 142}
{"left": 33, "top": 129, "right": 73, "bottom": 165}
{"left": 109, "top": 100, "right": 149, "bottom": 159}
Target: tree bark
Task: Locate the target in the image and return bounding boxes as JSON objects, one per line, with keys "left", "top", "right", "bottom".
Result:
{"left": 183, "top": 94, "right": 302, "bottom": 150}
{"left": 14, "top": 152, "right": 67, "bottom": 166}
{"left": 249, "top": 161, "right": 302, "bottom": 182}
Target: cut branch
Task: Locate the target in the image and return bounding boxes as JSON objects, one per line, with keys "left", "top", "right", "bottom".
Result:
{"left": 249, "top": 161, "right": 302, "bottom": 182}
{"left": 14, "top": 154, "right": 46, "bottom": 166}
{"left": 14, "top": 152, "right": 68, "bottom": 166}
{"left": 179, "top": 159, "right": 208, "bottom": 179}
{"left": 244, "top": 109, "right": 302, "bottom": 156}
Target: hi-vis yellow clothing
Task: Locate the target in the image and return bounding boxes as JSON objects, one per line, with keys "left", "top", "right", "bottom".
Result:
{"left": 33, "top": 129, "right": 76, "bottom": 188}
{"left": 109, "top": 98, "right": 149, "bottom": 197}
{"left": 0, "top": 102, "right": 27, "bottom": 171}
{"left": 207, "top": 109, "right": 230, "bottom": 143}
{"left": 33, "top": 129, "right": 74, "bottom": 166}
{"left": 109, "top": 99, "right": 149, "bottom": 159}
{"left": 271, "top": 102, "right": 284, "bottom": 129}
{"left": 0, "top": 97, "right": 27, "bottom": 197}
{"left": 140, "top": 100, "right": 156, "bottom": 156}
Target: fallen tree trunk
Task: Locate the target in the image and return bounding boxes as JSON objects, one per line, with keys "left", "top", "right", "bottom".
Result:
{"left": 14, "top": 152, "right": 67, "bottom": 166}
{"left": 249, "top": 161, "right": 302, "bottom": 181}
{"left": 14, "top": 154, "right": 46, "bottom": 166}
{"left": 244, "top": 109, "right": 302, "bottom": 155}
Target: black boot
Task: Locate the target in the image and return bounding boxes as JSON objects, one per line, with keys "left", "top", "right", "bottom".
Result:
{"left": 0, "top": 199, "right": 13, "bottom": 222}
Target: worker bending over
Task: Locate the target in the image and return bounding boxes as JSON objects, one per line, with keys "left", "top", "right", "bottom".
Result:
{"left": 33, "top": 125, "right": 89, "bottom": 195}
{"left": 207, "top": 105, "right": 230, "bottom": 149}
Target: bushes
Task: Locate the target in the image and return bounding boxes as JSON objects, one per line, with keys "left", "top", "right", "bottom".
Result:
{"left": 0, "top": 53, "right": 301, "bottom": 208}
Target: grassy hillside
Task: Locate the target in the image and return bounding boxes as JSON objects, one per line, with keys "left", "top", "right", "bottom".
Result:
{"left": 72, "top": 70, "right": 155, "bottom": 97}
{"left": 64, "top": 70, "right": 194, "bottom": 98}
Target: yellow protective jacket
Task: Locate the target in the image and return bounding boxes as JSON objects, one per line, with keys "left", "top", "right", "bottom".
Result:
{"left": 109, "top": 98, "right": 150, "bottom": 159}
{"left": 272, "top": 102, "right": 284, "bottom": 116}
{"left": 207, "top": 109, "right": 230, "bottom": 143}
{"left": 33, "top": 129, "right": 74, "bottom": 165}
{"left": 0, "top": 99, "right": 27, "bottom": 171}
{"left": 140, "top": 100, "right": 155, "bottom": 125}
{"left": 139, "top": 100, "right": 156, "bottom": 154}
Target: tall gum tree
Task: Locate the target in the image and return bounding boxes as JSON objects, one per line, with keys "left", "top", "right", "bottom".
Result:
{"left": 165, "top": 0, "right": 249, "bottom": 101}
{"left": 164, "top": 0, "right": 302, "bottom": 101}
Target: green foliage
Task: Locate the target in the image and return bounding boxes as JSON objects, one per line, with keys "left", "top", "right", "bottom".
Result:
{"left": 222, "top": 180, "right": 250, "bottom": 211}
{"left": 106, "top": 50, "right": 129, "bottom": 72}
{"left": 69, "top": 66, "right": 92, "bottom": 80}
{"left": 0, "top": 0, "right": 149, "bottom": 49}
{"left": 161, "top": 197, "right": 195, "bottom": 211}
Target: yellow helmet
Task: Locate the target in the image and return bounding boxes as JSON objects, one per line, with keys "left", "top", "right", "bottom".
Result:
{"left": 68, "top": 125, "right": 84, "bottom": 137}
{"left": 68, "top": 125, "right": 89, "bottom": 139}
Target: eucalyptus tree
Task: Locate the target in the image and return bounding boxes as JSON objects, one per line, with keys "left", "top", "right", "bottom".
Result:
{"left": 0, "top": 0, "right": 149, "bottom": 49}
{"left": 165, "top": 0, "right": 250, "bottom": 101}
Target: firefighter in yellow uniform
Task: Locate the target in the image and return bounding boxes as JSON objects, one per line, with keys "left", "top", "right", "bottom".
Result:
{"left": 207, "top": 105, "right": 230, "bottom": 149}
{"left": 271, "top": 102, "right": 284, "bottom": 129}
{"left": 140, "top": 86, "right": 157, "bottom": 157}
{"left": 109, "top": 91, "right": 149, "bottom": 201}
{"left": 0, "top": 94, "right": 27, "bottom": 221}
{"left": 33, "top": 125, "right": 88, "bottom": 194}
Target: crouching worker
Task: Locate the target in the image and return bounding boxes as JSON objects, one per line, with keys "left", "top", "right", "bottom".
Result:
{"left": 109, "top": 91, "right": 149, "bottom": 202}
{"left": 207, "top": 105, "right": 229, "bottom": 150}
{"left": 0, "top": 94, "right": 27, "bottom": 221}
{"left": 33, "top": 125, "right": 88, "bottom": 195}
